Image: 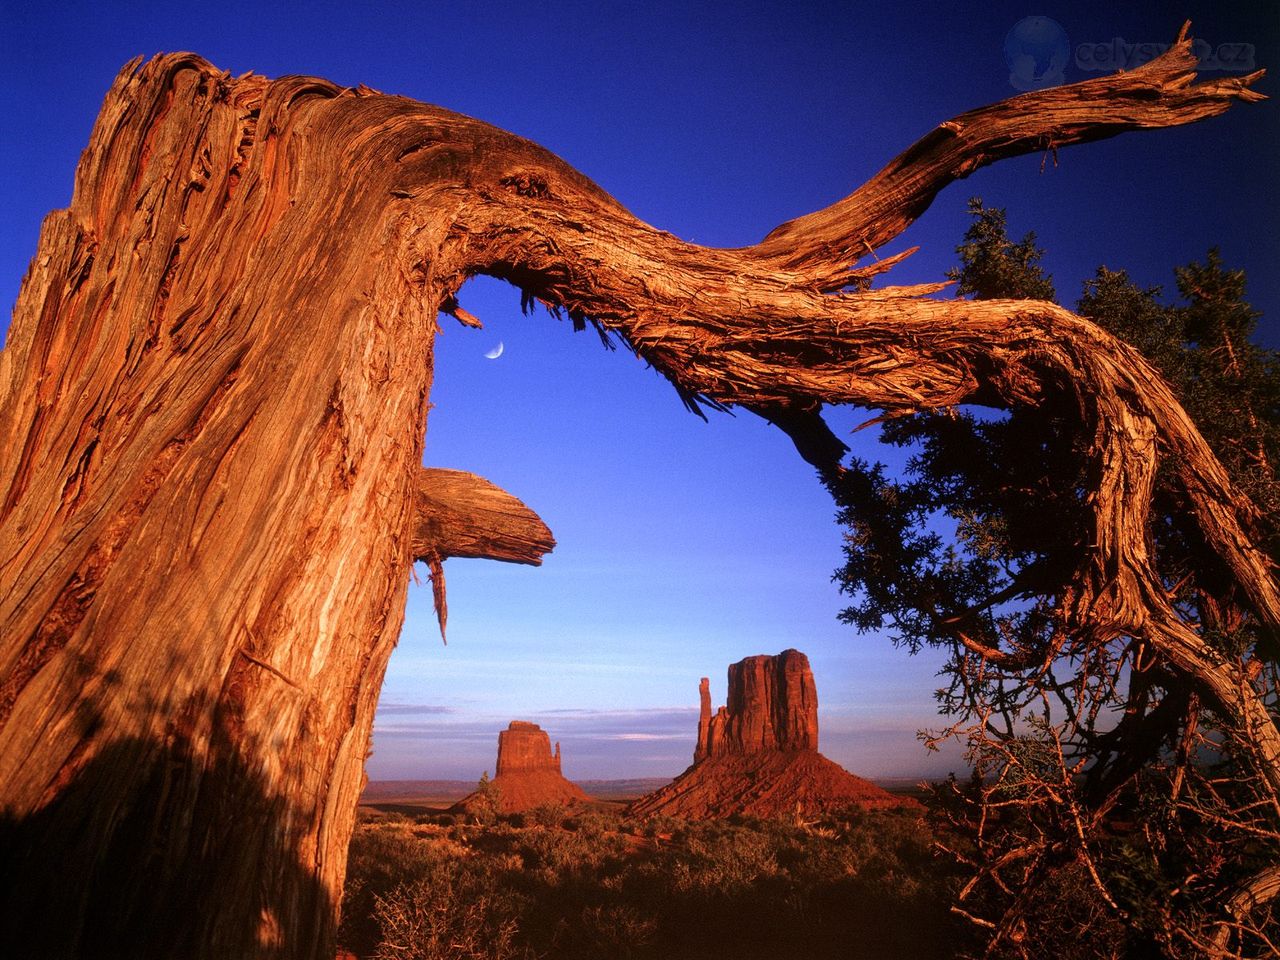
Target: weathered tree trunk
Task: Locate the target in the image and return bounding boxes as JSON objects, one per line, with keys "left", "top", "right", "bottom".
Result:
{"left": 0, "top": 29, "right": 1270, "bottom": 959}
{"left": 0, "top": 60, "right": 555, "bottom": 957}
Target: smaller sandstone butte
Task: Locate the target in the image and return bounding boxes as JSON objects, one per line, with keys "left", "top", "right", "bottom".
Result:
{"left": 452, "top": 721, "right": 589, "bottom": 814}
{"left": 631, "top": 650, "right": 908, "bottom": 818}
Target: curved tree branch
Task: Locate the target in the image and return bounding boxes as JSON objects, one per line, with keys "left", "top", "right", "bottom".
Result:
{"left": 406, "top": 29, "right": 1278, "bottom": 788}
{"left": 1208, "top": 863, "right": 1280, "bottom": 959}
{"left": 752, "top": 22, "right": 1266, "bottom": 276}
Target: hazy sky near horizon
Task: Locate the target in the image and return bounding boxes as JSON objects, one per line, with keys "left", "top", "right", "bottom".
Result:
{"left": 2, "top": 1, "right": 1277, "bottom": 781}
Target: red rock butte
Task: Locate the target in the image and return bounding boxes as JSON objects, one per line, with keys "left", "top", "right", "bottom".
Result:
{"left": 453, "top": 721, "right": 589, "bottom": 814}
{"left": 696, "top": 648, "right": 818, "bottom": 758}
{"left": 631, "top": 649, "right": 909, "bottom": 818}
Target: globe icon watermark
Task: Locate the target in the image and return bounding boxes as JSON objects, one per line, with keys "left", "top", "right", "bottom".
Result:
{"left": 1004, "top": 16, "right": 1070, "bottom": 91}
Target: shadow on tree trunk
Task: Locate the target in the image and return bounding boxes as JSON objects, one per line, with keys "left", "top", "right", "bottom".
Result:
{"left": 0, "top": 726, "right": 335, "bottom": 960}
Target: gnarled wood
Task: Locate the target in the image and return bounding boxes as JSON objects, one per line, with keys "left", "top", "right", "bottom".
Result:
{"left": 412, "top": 466, "right": 554, "bottom": 641}
{"left": 0, "top": 28, "right": 1270, "bottom": 959}
{"left": 753, "top": 23, "right": 1265, "bottom": 274}
{"left": 412, "top": 467, "right": 554, "bottom": 566}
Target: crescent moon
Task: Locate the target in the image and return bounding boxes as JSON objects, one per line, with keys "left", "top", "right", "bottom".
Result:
{"left": 484, "top": 341, "right": 504, "bottom": 360}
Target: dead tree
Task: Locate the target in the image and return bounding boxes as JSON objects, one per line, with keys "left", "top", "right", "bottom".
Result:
{"left": 0, "top": 27, "right": 1271, "bottom": 959}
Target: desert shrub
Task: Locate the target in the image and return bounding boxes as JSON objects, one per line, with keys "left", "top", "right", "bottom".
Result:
{"left": 370, "top": 861, "right": 533, "bottom": 960}
{"left": 525, "top": 803, "right": 567, "bottom": 829}
{"left": 563, "top": 808, "right": 622, "bottom": 836}
{"left": 513, "top": 820, "right": 631, "bottom": 876}
{"left": 636, "top": 814, "right": 683, "bottom": 838}
{"left": 516, "top": 823, "right": 595, "bottom": 874}
{"left": 340, "top": 819, "right": 476, "bottom": 956}
{"left": 669, "top": 825, "right": 780, "bottom": 894}
{"left": 463, "top": 772, "right": 501, "bottom": 826}
{"left": 554, "top": 903, "right": 658, "bottom": 959}
{"left": 341, "top": 807, "right": 967, "bottom": 960}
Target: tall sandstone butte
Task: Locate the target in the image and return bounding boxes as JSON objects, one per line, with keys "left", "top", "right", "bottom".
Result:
{"left": 453, "top": 721, "right": 588, "bottom": 814}
{"left": 632, "top": 650, "right": 906, "bottom": 818}
{"left": 697, "top": 648, "right": 818, "bottom": 758}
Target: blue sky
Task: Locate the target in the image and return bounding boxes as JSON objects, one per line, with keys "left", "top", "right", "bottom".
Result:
{"left": 2, "top": 1, "right": 1276, "bottom": 781}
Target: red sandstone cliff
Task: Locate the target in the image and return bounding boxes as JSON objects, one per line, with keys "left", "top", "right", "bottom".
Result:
{"left": 496, "top": 720, "right": 565, "bottom": 776}
{"left": 697, "top": 648, "right": 818, "bottom": 758}
{"left": 453, "top": 721, "right": 588, "bottom": 814}
{"left": 631, "top": 650, "right": 909, "bottom": 818}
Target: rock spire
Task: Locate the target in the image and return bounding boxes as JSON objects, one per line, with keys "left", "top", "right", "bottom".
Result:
{"left": 631, "top": 650, "right": 910, "bottom": 818}
{"left": 695, "top": 648, "right": 818, "bottom": 758}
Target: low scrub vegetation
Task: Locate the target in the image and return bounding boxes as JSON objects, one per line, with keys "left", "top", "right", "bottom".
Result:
{"left": 338, "top": 804, "right": 967, "bottom": 959}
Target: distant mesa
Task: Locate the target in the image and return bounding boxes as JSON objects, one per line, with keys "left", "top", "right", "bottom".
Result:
{"left": 452, "top": 720, "right": 589, "bottom": 814}
{"left": 630, "top": 649, "right": 910, "bottom": 818}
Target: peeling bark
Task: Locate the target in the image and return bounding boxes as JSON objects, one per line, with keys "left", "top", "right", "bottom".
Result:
{"left": 0, "top": 27, "right": 1271, "bottom": 958}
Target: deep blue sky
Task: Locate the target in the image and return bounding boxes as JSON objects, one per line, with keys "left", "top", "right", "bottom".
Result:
{"left": 2, "top": 2, "right": 1276, "bottom": 780}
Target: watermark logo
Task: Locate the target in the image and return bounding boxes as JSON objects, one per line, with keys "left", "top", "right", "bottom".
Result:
{"left": 1004, "top": 16, "right": 1070, "bottom": 91}
{"left": 1004, "top": 17, "right": 1257, "bottom": 90}
{"left": 1076, "top": 37, "right": 1255, "bottom": 73}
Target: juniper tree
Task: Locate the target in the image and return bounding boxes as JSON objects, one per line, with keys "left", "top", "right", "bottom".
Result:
{"left": 830, "top": 204, "right": 1280, "bottom": 958}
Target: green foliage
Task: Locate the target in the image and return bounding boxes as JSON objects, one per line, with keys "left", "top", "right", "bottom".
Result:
{"left": 945, "top": 198, "right": 1057, "bottom": 301}
{"left": 339, "top": 806, "right": 966, "bottom": 960}
{"left": 1081, "top": 252, "right": 1280, "bottom": 556}
{"left": 524, "top": 802, "right": 567, "bottom": 829}
{"left": 832, "top": 196, "right": 1278, "bottom": 684}
{"left": 830, "top": 200, "right": 1087, "bottom": 682}
{"left": 829, "top": 199, "right": 1280, "bottom": 958}
{"left": 469, "top": 771, "right": 501, "bottom": 826}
